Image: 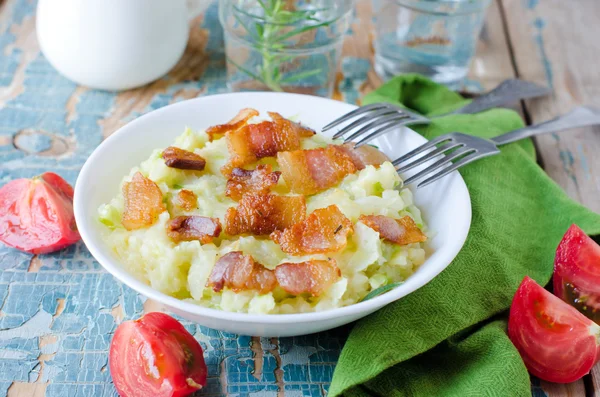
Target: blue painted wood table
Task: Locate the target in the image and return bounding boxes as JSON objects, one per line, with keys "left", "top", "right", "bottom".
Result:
{"left": 0, "top": 0, "right": 599, "bottom": 396}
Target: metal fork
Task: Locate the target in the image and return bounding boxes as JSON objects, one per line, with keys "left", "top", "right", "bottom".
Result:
{"left": 325, "top": 106, "right": 600, "bottom": 188}
{"left": 324, "top": 79, "right": 551, "bottom": 147}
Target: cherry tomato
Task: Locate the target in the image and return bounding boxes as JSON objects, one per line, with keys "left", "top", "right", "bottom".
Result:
{"left": 554, "top": 224, "right": 600, "bottom": 323}
{"left": 0, "top": 172, "right": 80, "bottom": 254}
{"left": 508, "top": 276, "right": 600, "bottom": 383}
{"left": 109, "top": 312, "right": 207, "bottom": 397}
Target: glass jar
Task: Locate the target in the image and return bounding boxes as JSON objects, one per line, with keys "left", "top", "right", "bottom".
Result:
{"left": 219, "top": 0, "right": 355, "bottom": 97}
{"left": 373, "top": 0, "right": 492, "bottom": 88}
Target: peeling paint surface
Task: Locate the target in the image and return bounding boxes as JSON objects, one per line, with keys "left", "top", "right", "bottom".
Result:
{"left": 0, "top": 1, "right": 368, "bottom": 396}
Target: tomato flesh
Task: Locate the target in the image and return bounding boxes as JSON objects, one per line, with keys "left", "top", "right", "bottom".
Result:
{"left": 508, "top": 276, "right": 600, "bottom": 383}
{"left": 0, "top": 172, "right": 80, "bottom": 254}
{"left": 554, "top": 224, "right": 600, "bottom": 323}
{"left": 109, "top": 312, "right": 207, "bottom": 397}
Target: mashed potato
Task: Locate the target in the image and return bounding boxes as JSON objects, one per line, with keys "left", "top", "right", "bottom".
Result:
{"left": 98, "top": 126, "right": 428, "bottom": 314}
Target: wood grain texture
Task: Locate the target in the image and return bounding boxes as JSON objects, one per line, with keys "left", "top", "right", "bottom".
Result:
{"left": 536, "top": 380, "right": 587, "bottom": 397}
{"left": 501, "top": 0, "right": 600, "bottom": 214}
{"left": 0, "top": 0, "right": 597, "bottom": 396}
{"left": 500, "top": 0, "right": 600, "bottom": 394}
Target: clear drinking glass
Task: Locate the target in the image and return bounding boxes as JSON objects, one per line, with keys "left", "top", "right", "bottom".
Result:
{"left": 373, "top": 0, "right": 491, "bottom": 88}
{"left": 219, "top": 0, "right": 354, "bottom": 97}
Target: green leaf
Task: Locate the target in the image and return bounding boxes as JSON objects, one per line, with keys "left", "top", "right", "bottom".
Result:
{"left": 257, "top": 0, "right": 269, "bottom": 12}
{"left": 255, "top": 23, "right": 264, "bottom": 37}
{"left": 232, "top": 8, "right": 260, "bottom": 40}
{"left": 368, "top": 144, "right": 380, "bottom": 149}
{"left": 279, "top": 68, "right": 322, "bottom": 84}
{"left": 226, "top": 56, "right": 265, "bottom": 83}
{"left": 173, "top": 184, "right": 184, "bottom": 190}
{"left": 360, "top": 282, "right": 404, "bottom": 302}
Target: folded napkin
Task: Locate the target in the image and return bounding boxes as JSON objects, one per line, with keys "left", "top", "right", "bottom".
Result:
{"left": 329, "top": 74, "right": 600, "bottom": 397}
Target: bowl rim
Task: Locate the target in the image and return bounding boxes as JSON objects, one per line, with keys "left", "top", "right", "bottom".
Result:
{"left": 74, "top": 91, "right": 472, "bottom": 324}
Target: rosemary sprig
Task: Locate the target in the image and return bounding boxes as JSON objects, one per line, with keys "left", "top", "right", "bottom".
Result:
{"left": 230, "top": 0, "right": 337, "bottom": 92}
{"left": 360, "top": 282, "right": 404, "bottom": 302}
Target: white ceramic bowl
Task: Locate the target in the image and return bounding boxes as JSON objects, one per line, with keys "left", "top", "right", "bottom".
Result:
{"left": 74, "top": 92, "right": 471, "bottom": 337}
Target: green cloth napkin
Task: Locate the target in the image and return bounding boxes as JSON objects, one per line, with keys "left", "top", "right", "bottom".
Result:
{"left": 329, "top": 74, "right": 600, "bottom": 397}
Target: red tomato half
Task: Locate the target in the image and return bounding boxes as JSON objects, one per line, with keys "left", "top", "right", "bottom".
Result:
{"left": 109, "top": 312, "right": 207, "bottom": 397}
{"left": 0, "top": 172, "right": 80, "bottom": 254}
{"left": 554, "top": 224, "right": 600, "bottom": 323}
{"left": 508, "top": 276, "right": 600, "bottom": 383}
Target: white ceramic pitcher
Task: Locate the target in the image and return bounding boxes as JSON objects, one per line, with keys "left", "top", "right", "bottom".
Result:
{"left": 36, "top": 0, "right": 189, "bottom": 91}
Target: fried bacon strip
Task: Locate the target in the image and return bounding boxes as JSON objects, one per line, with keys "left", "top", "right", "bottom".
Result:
{"left": 162, "top": 147, "right": 206, "bottom": 171}
{"left": 206, "top": 108, "right": 259, "bottom": 141}
{"left": 207, "top": 251, "right": 276, "bottom": 294}
{"left": 207, "top": 253, "right": 340, "bottom": 297}
{"left": 223, "top": 112, "right": 315, "bottom": 173}
{"left": 225, "top": 194, "right": 306, "bottom": 236}
{"left": 277, "top": 145, "right": 357, "bottom": 195}
{"left": 122, "top": 172, "right": 165, "bottom": 230}
{"left": 174, "top": 189, "right": 197, "bottom": 211}
{"left": 359, "top": 215, "right": 427, "bottom": 245}
{"left": 271, "top": 205, "right": 353, "bottom": 255}
{"left": 268, "top": 112, "right": 315, "bottom": 138}
{"left": 275, "top": 259, "right": 341, "bottom": 297}
{"left": 166, "top": 216, "right": 222, "bottom": 244}
{"left": 333, "top": 143, "right": 390, "bottom": 170}
{"left": 225, "top": 165, "right": 281, "bottom": 201}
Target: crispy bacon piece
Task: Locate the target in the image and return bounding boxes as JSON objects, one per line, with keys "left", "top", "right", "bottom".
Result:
{"left": 207, "top": 251, "right": 276, "bottom": 294}
{"left": 277, "top": 145, "right": 357, "bottom": 195}
{"left": 268, "top": 112, "right": 315, "bottom": 138}
{"left": 166, "top": 216, "right": 222, "bottom": 244}
{"left": 225, "top": 194, "right": 306, "bottom": 236}
{"left": 162, "top": 147, "right": 206, "bottom": 171}
{"left": 271, "top": 205, "right": 353, "bottom": 255}
{"left": 174, "top": 189, "right": 197, "bottom": 211}
{"left": 206, "top": 108, "right": 259, "bottom": 141}
{"left": 225, "top": 165, "right": 281, "bottom": 201}
{"left": 223, "top": 112, "right": 315, "bottom": 173}
{"left": 207, "top": 252, "right": 340, "bottom": 296}
{"left": 122, "top": 172, "right": 165, "bottom": 230}
{"left": 333, "top": 143, "right": 390, "bottom": 170}
{"left": 359, "top": 215, "right": 427, "bottom": 245}
{"left": 275, "top": 259, "right": 341, "bottom": 297}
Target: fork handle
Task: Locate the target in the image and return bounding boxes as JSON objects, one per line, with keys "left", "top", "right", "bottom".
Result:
{"left": 491, "top": 106, "right": 600, "bottom": 145}
{"left": 452, "top": 79, "right": 551, "bottom": 115}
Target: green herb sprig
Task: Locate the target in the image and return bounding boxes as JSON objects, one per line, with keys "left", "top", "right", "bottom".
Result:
{"left": 229, "top": 0, "right": 337, "bottom": 92}
{"left": 360, "top": 282, "right": 404, "bottom": 302}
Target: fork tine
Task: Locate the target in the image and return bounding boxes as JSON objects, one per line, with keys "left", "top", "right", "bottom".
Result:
{"left": 332, "top": 108, "right": 399, "bottom": 139}
{"left": 396, "top": 142, "right": 464, "bottom": 173}
{"left": 402, "top": 147, "right": 475, "bottom": 186}
{"left": 415, "top": 151, "right": 498, "bottom": 188}
{"left": 391, "top": 135, "right": 455, "bottom": 166}
{"left": 344, "top": 114, "right": 409, "bottom": 142}
{"left": 353, "top": 114, "right": 436, "bottom": 147}
{"left": 353, "top": 118, "right": 410, "bottom": 147}
{"left": 322, "top": 103, "right": 389, "bottom": 132}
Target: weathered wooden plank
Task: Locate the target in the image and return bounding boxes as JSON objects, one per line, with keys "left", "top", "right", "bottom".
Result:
{"left": 501, "top": 0, "right": 600, "bottom": 214}
{"left": 536, "top": 380, "right": 587, "bottom": 397}
{"left": 500, "top": 0, "right": 600, "bottom": 395}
